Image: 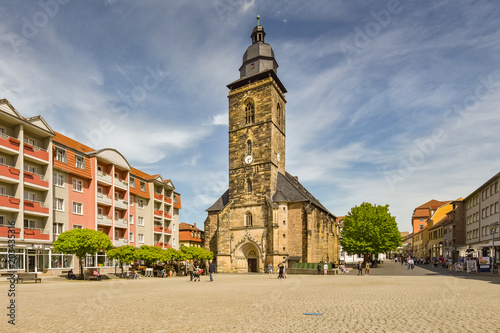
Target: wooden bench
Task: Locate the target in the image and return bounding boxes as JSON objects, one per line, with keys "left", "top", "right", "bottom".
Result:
{"left": 16, "top": 273, "right": 41, "bottom": 283}
{"left": 84, "top": 273, "right": 100, "bottom": 281}
{"left": 331, "top": 268, "right": 340, "bottom": 275}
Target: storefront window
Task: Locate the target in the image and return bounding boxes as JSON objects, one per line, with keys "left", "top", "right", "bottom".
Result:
{"left": 63, "top": 255, "right": 73, "bottom": 268}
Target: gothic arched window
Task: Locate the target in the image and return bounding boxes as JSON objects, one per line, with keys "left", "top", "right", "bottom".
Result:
{"left": 277, "top": 103, "right": 281, "bottom": 125}
{"left": 246, "top": 140, "right": 252, "bottom": 155}
{"left": 246, "top": 179, "right": 252, "bottom": 193}
{"left": 245, "top": 212, "right": 253, "bottom": 226}
{"left": 245, "top": 102, "right": 255, "bottom": 124}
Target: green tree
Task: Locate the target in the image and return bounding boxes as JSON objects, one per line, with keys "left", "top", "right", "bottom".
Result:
{"left": 180, "top": 245, "right": 214, "bottom": 261}
{"left": 341, "top": 202, "right": 401, "bottom": 260}
{"left": 136, "top": 245, "right": 164, "bottom": 267}
{"left": 53, "top": 229, "right": 112, "bottom": 278}
{"left": 107, "top": 245, "right": 137, "bottom": 277}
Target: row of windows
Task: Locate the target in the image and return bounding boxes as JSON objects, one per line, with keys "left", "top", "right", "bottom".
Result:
{"left": 482, "top": 181, "right": 499, "bottom": 201}
{"left": 467, "top": 195, "right": 480, "bottom": 209}
{"left": 243, "top": 101, "right": 283, "bottom": 125}
{"left": 467, "top": 212, "right": 479, "bottom": 225}
{"left": 481, "top": 225, "right": 499, "bottom": 237}
{"left": 55, "top": 148, "right": 86, "bottom": 170}
{"left": 467, "top": 229, "right": 479, "bottom": 240}
{"left": 481, "top": 202, "right": 499, "bottom": 218}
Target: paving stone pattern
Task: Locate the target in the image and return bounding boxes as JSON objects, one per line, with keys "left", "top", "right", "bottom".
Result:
{"left": 3, "top": 262, "right": 500, "bottom": 332}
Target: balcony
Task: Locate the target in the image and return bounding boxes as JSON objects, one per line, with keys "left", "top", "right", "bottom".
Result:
{"left": 114, "top": 198, "right": 128, "bottom": 210}
{"left": 24, "top": 228, "right": 50, "bottom": 241}
{"left": 115, "top": 218, "right": 128, "bottom": 228}
{"left": 164, "top": 212, "right": 172, "bottom": 219}
{"left": 154, "top": 192, "right": 163, "bottom": 201}
{"left": 165, "top": 197, "right": 172, "bottom": 204}
{"left": 114, "top": 177, "right": 128, "bottom": 190}
{"left": 154, "top": 242, "right": 163, "bottom": 248}
{"left": 24, "top": 200, "right": 49, "bottom": 215}
{"left": 97, "top": 193, "right": 112, "bottom": 206}
{"left": 154, "top": 209, "right": 163, "bottom": 217}
{"left": 24, "top": 171, "right": 49, "bottom": 189}
{"left": 97, "top": 171, "right": 112, "bottom": 184}
{"left": 114, "top": 238, "right": 129, "bottom": 247}
{"left": 0, "top": 133, "right": 20, "bottom": 153}
{"left": 0, "top": 194, "right": 20, "bottom": 211}
{"left": 0, "top": 163, "right": 20, "bottom": 183}
{"left": 154, "top": 225, "right": 163, "bottom": 233}
{"left": 97, "top": 214, "right": 112, "bottom": 226}
{"left": 164, "top": 244, "right": 172, "bottom": 249}
{"left": 23, "top": 144, "right": 49, "bottom": 164}
{"left": 0, "top": 225, "right": 20, "bottom": 238}
{"left": 163, "top": 227, "right": 172, "bottom": 234}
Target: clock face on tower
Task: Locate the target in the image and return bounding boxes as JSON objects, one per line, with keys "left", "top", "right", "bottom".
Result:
{"left": 244, "top": 155, "right": 253, "bottom": 164}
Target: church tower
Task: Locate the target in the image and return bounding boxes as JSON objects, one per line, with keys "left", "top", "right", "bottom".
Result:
{"left": 227, "top": 20, "right": 287, "bottom": 210}
{"left": 205, "top": 17, "right": 340, "bottom": 273}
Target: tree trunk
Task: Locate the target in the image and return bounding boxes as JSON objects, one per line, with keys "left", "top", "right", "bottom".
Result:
{"left": 79, "top": 256, "right": 84, "bottom": 280}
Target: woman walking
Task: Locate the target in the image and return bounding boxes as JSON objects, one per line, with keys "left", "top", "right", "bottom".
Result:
{"left": 268, "top": 262, "right": 273, "bottom": 279}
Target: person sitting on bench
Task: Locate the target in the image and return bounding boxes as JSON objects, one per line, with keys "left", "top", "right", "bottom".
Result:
{"left": 68, "top": 269, "right": 76, "bottom": 280}
{"left": 93, "top": 269, "right": 101, "bottom": 281}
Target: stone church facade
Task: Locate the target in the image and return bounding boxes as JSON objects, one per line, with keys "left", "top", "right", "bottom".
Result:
{"left": 204, "top": 22, "right": 340, "bottom": 273}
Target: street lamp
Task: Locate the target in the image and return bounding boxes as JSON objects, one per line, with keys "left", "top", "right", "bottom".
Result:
{"left": 488, "top": 222, "right": 499, "bottom": 275}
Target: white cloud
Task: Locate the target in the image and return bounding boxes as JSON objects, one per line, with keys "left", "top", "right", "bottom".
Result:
{"left": 210, "top": 113, "right": 228, "bottom": 125}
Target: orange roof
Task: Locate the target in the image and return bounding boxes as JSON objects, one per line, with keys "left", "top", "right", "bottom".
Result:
{"left": 53, "top": 132, "right": 94, "bottom": 153}
{"left": 416, "top": 199, "right": 451, "bottom": 210}
{"left": 429, "top": 203, "right": 453, "bottom": 227}
{"left": 179, "top": 223, "right": 202, "bottom": 232}
{"left": 130, "top": 167, "right": 152, "bottom": 180}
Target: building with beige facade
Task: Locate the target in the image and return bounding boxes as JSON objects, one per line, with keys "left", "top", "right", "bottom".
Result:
{"left": 464, "top": 172, "right": 499, "bottom": 261}
{"left": 204, "top": 22, "right": 340, "bottom": 273}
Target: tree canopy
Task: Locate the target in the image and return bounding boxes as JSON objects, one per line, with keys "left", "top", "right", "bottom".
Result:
{"left": 54, "top": 228, "right": 112, "bottom": 260}
{"left": 136, "top": 245, "right": 165, "bottom": 266}
{"left": 179, "top": 245, "right": 214, "bottom": 261}
{"left": 341, "top": 202, "right": 401, "bottom": 256}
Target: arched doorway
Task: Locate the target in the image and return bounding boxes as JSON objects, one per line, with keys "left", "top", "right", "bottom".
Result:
{"left": 234, "top": 241, "right": 261, "bottom": 273}
{"left": 247, "top": 249, "right": 258, "bottom": 272}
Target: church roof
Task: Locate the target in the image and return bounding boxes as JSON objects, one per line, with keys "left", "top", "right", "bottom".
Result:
{"left": 273, "top": 171, "right": 334, "bottom": 217}
{"left": 205, "top": 172, "right": 334, "bottom": 217}
{"left": 206, "top": 189, "right": 229, "bottom": 212}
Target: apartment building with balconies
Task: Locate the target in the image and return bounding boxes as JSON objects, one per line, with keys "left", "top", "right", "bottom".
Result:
{"left": 0, "top": 99, "right": 182, "bottom": 273}
{"left": 0, "top": 99, "right": 69, "bottom": 272}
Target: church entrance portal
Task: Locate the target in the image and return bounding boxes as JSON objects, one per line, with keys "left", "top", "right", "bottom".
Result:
{"left": 248, "top": 258, "right": 257, "bottom": 272}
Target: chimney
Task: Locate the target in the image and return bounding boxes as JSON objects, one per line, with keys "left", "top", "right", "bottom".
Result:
{"left": 194, "top": 223, "right": 196, "bottom": 228}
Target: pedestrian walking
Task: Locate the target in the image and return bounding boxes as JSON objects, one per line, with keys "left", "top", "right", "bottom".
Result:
{"left": 188, "top": 261, "right": 194, "bottom": 281}
{"left": 278, "top": 262, "right": 284, "bottom": 279}
{"left": 447, "top": 258, "right": 453, "bottom": 272}
{"left": 209, "top": 260, "right": 216, "bottom": 282}
{"left": 268, "top": 262, "right": 273, "bottom": 279}
{"left": 323, "top": 262, "right": 328, "bottom": 275}
{"left": 364, "top": 261, "right": 370, "bottom": 275}
{"left": 357, "top": 261, "right": 363, "bottom": 276}
{"left": 317, "top": 263, "right": 321, "bottom": 275}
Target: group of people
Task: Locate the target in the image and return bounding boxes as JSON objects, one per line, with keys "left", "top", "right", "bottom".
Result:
{"left": 268, "top": 261, "right": 286, "bottom": 279}
{"left": 357, "top": 261, "right": 370, "bottom": 275}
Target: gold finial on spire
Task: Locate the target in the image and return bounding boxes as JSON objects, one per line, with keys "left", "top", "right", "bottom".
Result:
{"left": 257, "top": 8, "right": 260, "bottom": 26}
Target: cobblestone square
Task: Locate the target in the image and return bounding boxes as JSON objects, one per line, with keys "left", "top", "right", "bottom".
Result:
{"left": 3, "top": 262, "right": 500, "bottom": 332}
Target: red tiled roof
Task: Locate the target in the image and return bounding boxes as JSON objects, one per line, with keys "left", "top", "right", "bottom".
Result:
{"left": 179, "top": 230, "right": 204, "bottom": 243}
{"left": 416, "top": 200, "right": 451, "bottom": 210}
{"left": 179, "top": 222, "right": 202, "bottom": 232}
{"left": 53, "top": 132, "right": 94, "bottom": 153}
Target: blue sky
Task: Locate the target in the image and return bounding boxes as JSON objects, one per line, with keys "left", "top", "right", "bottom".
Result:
{"left": 1, "top": 0, "right": 499, "bottom": 232}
